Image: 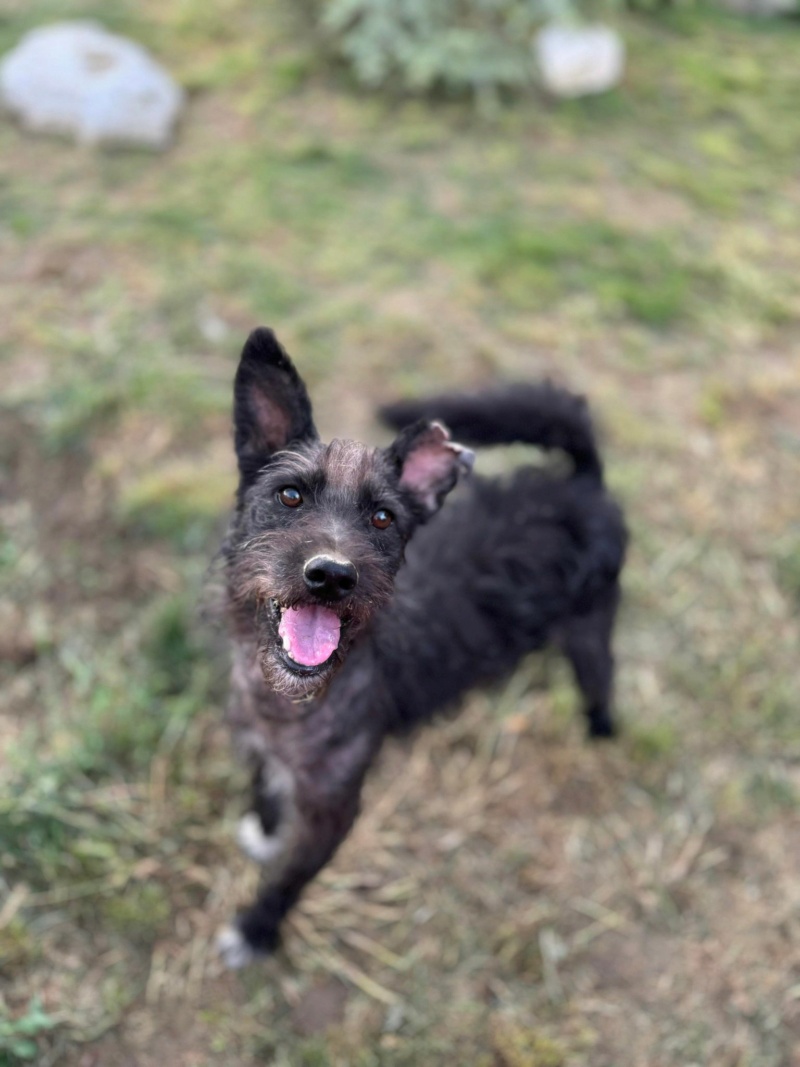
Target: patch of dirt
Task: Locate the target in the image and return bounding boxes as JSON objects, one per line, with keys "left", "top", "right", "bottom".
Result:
{"left": 291, "top": 979, "right": 349, "bottom": 1037}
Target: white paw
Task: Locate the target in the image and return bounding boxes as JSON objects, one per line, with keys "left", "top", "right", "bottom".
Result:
{"left": 236, "top": 812, "right": 287, "bottom": 866}
{"left": 216, "top": 924, "right": 256, "bottom": 970}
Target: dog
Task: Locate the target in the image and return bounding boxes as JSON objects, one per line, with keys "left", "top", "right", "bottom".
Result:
{"left": 216, "top": 327, "right": 627, "bottom": 968}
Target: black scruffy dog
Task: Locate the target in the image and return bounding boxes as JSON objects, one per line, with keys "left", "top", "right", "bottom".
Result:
{"left": 216, "top": 327, "right": 627, "bottom": 968}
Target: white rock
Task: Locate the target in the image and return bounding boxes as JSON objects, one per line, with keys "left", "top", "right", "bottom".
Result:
{"left": 0, "top": 21, "right": 184, "bottom": 149}
{"left": 534, "top": 24, "right": 625, "bottom": 99}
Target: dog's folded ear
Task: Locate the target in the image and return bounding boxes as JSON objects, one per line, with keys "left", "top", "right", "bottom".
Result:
{"left": 233, "top": 328, "right": 318, "bottom": 490}
{"left": 386, "top": 420, "right": 474, "bottom": 519}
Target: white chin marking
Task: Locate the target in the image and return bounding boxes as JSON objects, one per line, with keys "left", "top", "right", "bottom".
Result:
{"left": 216, "top": 925, "right": 256, "bottom": 970}
{"left": 236, "top": 812, "right": 286, "bottom": 866}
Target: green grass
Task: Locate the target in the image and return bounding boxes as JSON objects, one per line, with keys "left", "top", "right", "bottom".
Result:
{"left": 776, "top": 534, "right": 800, "bottom": 607}
{"left": 1, "top": 1, "right": 799, "bottom": 1064}
{"left": 458, "top": 217, "right": 715, "bottom": 325}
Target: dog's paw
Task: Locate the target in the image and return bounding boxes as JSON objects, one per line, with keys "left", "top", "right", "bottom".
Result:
{"left": 236, "top": 812, "right": 286, "bottom": 866}
{"left": 588, "top": 718, "right": 617, "bottom": 740}
{"left": 216, "top": 924, "right": 257, "bottom": 970}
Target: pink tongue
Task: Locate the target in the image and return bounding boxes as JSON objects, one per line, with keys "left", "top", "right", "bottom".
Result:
{"left": 279, "top": 605, "right": 341, "bottom": 667}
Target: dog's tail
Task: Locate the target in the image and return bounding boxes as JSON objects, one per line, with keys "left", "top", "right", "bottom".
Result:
{"left": 379, "top": 382, "right": 604, "bottom": 483}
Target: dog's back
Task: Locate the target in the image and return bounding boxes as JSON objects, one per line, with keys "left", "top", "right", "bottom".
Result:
{"left": 377, "top": 383, "right": 627, "bottom": 738}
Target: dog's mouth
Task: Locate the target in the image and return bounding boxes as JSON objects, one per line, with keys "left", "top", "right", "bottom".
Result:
{"left": 269, "top": 598, "right": 346, "bottom": 676}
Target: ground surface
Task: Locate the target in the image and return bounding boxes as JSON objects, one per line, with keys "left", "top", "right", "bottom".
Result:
{"left": 1, "top": 2, "right": 800, "bottom": 1064}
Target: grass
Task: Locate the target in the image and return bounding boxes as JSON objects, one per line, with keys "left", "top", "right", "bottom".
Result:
{"left": 1, "top": 0, "right": 800, "bottom": 1064}
{"left": 459, "top": 217, "right": 716, "bottom": 325}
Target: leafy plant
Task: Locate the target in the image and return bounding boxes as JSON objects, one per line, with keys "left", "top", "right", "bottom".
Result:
{"left": 0, "top": 999, "right": 56, "bottom": 1064}
{"left": 320, "top": 0, "right": 577, "bottom": 100}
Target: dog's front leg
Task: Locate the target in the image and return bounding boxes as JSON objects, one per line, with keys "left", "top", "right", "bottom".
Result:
{"left": 220, "top": 791, "right": 361, "bottom": 967}
{"left": 218, "top": 727, "right": 379, "bottom": 968}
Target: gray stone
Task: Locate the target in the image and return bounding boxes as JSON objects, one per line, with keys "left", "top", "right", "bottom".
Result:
{"left": 534, "top": 24, "right": 625, "bottom": 99}
{"left": 0, "top": 21, "right": 184, "bottom": 149}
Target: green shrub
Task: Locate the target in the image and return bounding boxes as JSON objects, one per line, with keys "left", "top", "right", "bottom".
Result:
{"left": 0, "top": 999, "right": 56, "bottom": 1065}
{"left": 320, "top": 0, "right": 577, "bottom": 99}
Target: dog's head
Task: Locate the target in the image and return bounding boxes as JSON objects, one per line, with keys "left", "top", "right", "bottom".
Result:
{"left": 226, "top": 327, "right": 473, "bottom": 701}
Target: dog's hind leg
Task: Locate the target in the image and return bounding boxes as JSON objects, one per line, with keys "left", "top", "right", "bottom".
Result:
{"left": 561, "top": 590, "right": 620, "bottom": 740}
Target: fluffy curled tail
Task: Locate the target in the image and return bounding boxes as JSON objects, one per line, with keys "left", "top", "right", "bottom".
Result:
{"left": 379, "top": 382, "right": 604, "bottom": 483}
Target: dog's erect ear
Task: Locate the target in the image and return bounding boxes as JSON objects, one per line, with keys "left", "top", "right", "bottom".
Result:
{"left": 233, "top": 328, "right": 318, "bottom": 488}
{"left": 386, "top": 420, "right": 474, "bottom": 519}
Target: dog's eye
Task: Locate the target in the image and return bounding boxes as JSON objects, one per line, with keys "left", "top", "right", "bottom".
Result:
{"left": 278, "top": 487, "right": 303, "bottom": 508}
{"left": 371, "top": 508, "right": 394, "bottom": 530}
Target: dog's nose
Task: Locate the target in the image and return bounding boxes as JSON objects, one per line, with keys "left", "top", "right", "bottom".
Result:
{"left": 303, "top": 556, "right": 358, "bottom": 600}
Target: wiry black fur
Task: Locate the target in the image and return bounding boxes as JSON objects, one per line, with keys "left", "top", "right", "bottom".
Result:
{"left": 217, "top": 328, "right": 627, "bottom": 965}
